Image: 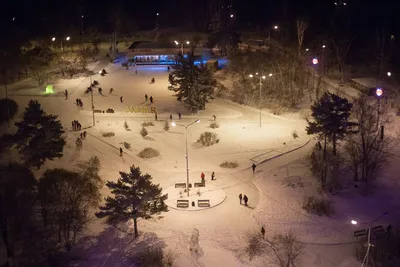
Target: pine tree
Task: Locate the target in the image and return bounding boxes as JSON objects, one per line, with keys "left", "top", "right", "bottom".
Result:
{"left": 169, "top": 54, "right": 216, "bottom": 113}
{"left": 164, "top": 120, "right": 170, "bottom": 132}
{"left": 14, "top": 100, "right": 66, "bottom": 169}
{"left": 96, "top": 165, "right": 168, "bottom": 238}
{"left": 140, "top": 126, "right": 148, "bottom": 138}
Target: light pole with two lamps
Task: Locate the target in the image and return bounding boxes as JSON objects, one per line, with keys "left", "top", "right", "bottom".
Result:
{"left": 249, "top": 73, "right": 273, "bottom": 127}
{"left": 174, "top": 40, "right": 190, "bottom": 55}
{"left": 52, "top": 36, "right": 71, "bottom": 55}
{"left": 172, "top": 119, "right": 200, "bottom": 196}
{"left": 351, "top": 212, "right": 388, "bottom": 267}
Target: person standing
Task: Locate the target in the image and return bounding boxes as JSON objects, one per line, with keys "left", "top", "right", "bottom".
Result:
{"left": 150, "top": 96, "right": 153, "bottom": 103}
{"left": 155, "top": 112, "right": 158, "bottom": 121}
{"left": 178, "top": 112, "right": 182, "bottom": 120}
{"left": 213, "top": 114, "right": 216, "bottom": 121}
{"left": 201, "top": 172, "right": 205, "bottom": 183}
{"left": 109, "top": 88, "right": 114, "bottom": 94}
{"left": 120, "top": 96, "right": 123, "bottom": 103}
{"left": 145, "top": 94, "right": 148, "bottom": 102}
{"left": 252, "top": 163, "right": 256, "bottom": 174}
{"left": 169, "top": 114, "right": 173, "bottom": 121}
{"left": 261, "top": 226, "right": 265, "bottom": 239}
{"left": 65, "top": 89, "right": 68, "bottom": 99}
{"left": 243, "top": 195, "right": 248, "bottom": 206}
{"left": 83, "top": 131, "right": 87, "bottom": 139}
{"left": 211, "top": 171, "right": 215, "bottom": 180}
{"left": 239, "top": 193, "right": 243, "bottom": 204}
{"left": 119, "top": 147, "right": 123, "bottom": 157}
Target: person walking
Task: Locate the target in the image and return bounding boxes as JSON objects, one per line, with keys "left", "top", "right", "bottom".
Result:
{"left": 178, "top": 112, "right": 182, "bottom": 120}
{"left": 119, "top": 147, "right": 123, "bottom": 157}
{"left": 261, "top": 226, "right": 265, "bottom": 239}
{"left": 252, "top": 163, "right": 256, "bottom": 174}
{"left": 211, "top": 171, "right": 215, "bottom": 181}
{"left": 120, "top": 96, "right": 123, "bottom": 103}
{"left": 167, "top": 66, "right": 170, "bottom": 72}
{"left": 109, "top": 88, "right": 113, "bottom": 94}
{"left": 243, "top": 195, "right": 248, "bottom": 206}
{"left": 65, "top": 89, "right": 68, "bottom": 99}
{"left": 239, "top": 193, "right": 243, "bottom": 204}
{"left": 213, "top": 114, "right": 216, "bottom": 121}
{"left": 155, "top": 112, "right": 158, "bottom": 121}
{"left": 150, "top": 96, "right": 153, "bottom": 103}
{"left": 145, "top": 94, "right": 148, "bottom": 102}
{"left": 169, "top": 114, "right": 173, "bottom": 121}
{"left": 201, "top": 172, "right": 205, "bottom": 183}
{"left": 83, "top": 131, "right": 87, "bottom": 139}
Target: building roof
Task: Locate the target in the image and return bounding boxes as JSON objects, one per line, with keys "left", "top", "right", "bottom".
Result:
{"left": 128, "top": 41, "right": 180, "bottom": 50}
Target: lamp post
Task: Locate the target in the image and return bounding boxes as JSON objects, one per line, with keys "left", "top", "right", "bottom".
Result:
{"left": 174, "top": 40, "right": 190, "bottom": 55}
{"left": 81, "top": 15, "right": 84, "bottom": 46}
{"left": 249, "top": 73, "right": 271, "bottom": 127}
{"left": 376, "top": 88, "right": 383, "bottom": 129}
{"left": 268, "top": 25, "right": 279, "bottom": 44}
{"left": 312, "top": 57, "right": 318, "bottom": 92}
{"left": 351, "top": 212, "right": 388, "bottom": 267}
{"left": 52, "top": 36, "right": 70, "bottom": 55}
{"left": 172, "top": 119, "right": 200, "bottom": 196}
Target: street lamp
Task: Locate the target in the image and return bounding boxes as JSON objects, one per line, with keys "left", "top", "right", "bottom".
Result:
{"left": 351, "top": 212, "right": 388, "bottom": 267}
{"left": 174, "top": 40, "right": 190, "bottom": 55}
{"left": 322, "top": 45, "right": 326, "bottom": 49}
{"left": 249, "top": 73, "right": 267, "bottom": 127}
{"left": 312, "top": 57, "right": 318, "bottom": 91}
{"left": 268, "top": 25, "right": 279, "bottom": 44}
{"left": 230, "top": 14, "right": 234, "bottom": 18}
{"left": 172, "top": 119, "right": 200, "bottom": 196}
{"left": 305, "top": 48, "right": 309, "bottom": 52}
{"left": 387, "top": 72, "right": 391, "bottom": 77}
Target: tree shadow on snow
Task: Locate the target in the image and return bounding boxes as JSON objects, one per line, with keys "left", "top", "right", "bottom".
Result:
{"left": 144, "top": 136, "right": 156, "bottom": 141}
{"left": 70, "top": 226, "right": 166, "bottom": 266}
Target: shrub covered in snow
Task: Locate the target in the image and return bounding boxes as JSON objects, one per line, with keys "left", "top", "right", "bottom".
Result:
{"left": 210, "top": 122, "right": 219, "bottom": 129}
{"left": 197, "top": 132, "right": 219, "bottom": 146}
{"left": 220, "top": 161, "right": 238, "bottom": 168}
{"left": 138, "top": 147, "right": 160, "bottom": 159}
{"left": 131, "top": 247, "right": 174, "bottom": 267}
{"left": 302, "top": 196, "right": 334, "bottom": 216}
{"left": 292, "top": 130, "right": 299, "bottom": 139}
{"left": 123, "top": 142, "right": 131, "bottom": 150}
{"left": 142, "top": 121, "right": 155, "bottom": 127}
{"left": 140, "top": 127, "right": 148, "bottom": 138}
{"left": 102, "top": 132, "right": 115, "bottom": 137}
{"left": 124, "top": 121, "right": 130, "bottom": 130}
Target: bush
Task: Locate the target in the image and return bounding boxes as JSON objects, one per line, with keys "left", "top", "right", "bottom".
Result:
{"left": 142, "top": 122, "right": 154, "bottom": 127}
{"left": 292, "top": 130, "right": 299, "bottom": 139}
{"left": 140, "top": 127, "right": 148, "bottom": 138}
{"left": 197, "top": 132, "right": 220, "bottom": 146}
{"left": 123, "top": 142, "right": 131, "bottom": 150}
{"left": 220, "top": 161, "right": 238, "bottom": 168}
{"left": 164, "top": 120, "right": 170, "bottom": 131}
{"left": 102, "top": 132, "right": 115, "bottom": 137}
{"left": 302, "top": 196, "right": 334, "bottom": 216}
{"left": 124, "top": 121, "right": 129, "bottom": 130}
{"left": 133, "top": 247, "right": 174, "bottom": 267}
{"left": 138, "top": 147, "right": 160, "bottom": 159}
{"left": 0, "top": 98, "right": 18, "bottom": 124}
{"left": 210, "top": 122, "right": 219, "bottom": 129}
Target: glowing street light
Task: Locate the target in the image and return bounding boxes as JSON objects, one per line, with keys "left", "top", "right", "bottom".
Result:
{"left": 273, "top": 25, "right": 278, "bottom": 29}
{"left": 268, "top": 25, "right": 279, "bottom": 43}
{"left": 172, "top": 119, "right": 200, "bottom": 196}
{"left": 305, "top": 48, "right": 309, "bottom": 52}
{"left": 249, "top": 73, "right": 269, "bottom": 127}
{"left": 312, "top": 58, "right": 318, "bottom": 65}
{"left": 230, "top": 14, "right": 234, "bottom": 18}
{"left": 52, "top": 37, "right": 56, "bottom": 41}
{"left": 387, "top": 72, "right": 392, "bottom": 77}
{"left": 322, "top": 45, "right": 326, "bottom": 48}
{"left": 174, "top": 40, "right": 190, "bottom": 55}
{"left": 66, "top": 36, "right": 70, "bottom": 41}
{"left": 156, "top": 13, "right": 159, "bottom": 16}
{"left": 351, "top": 212, "right": 388, "bottom": 267}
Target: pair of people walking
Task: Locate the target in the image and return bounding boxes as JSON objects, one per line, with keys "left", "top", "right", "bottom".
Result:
{"left": 72, "top": 120, "right": 81, "bottom": 131}
{"left": 238, "top": 193, "right": 249, "bottom": 206}
{"left": 145, "top": 94, "right": 154, "bottom": 103}
{"left": 201, "top": 172, "right": 215, "bottom": 182}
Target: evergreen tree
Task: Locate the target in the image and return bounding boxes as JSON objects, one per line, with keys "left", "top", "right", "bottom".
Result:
{"left": 96, "top": 165, "right": 168, "bottom": 238}
{"left": 14, "top": 100, "right": 66, "bottom": 169}
{"left": 169, "top": 53, "right": 216, "bottom": 113}
{"left": 306, "top": 92, "right": 357, "bottom": 156}
{"left": 140, "top": 126, "right": 148, "bottom": 138}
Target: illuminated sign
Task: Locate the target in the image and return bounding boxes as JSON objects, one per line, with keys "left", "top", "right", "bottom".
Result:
{"left": 125, "top": 106, "right": 157, "bottom": 113}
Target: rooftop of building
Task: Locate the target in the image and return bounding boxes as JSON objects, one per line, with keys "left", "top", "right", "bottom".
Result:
{"left": 128, "top": 41, "right": 180, "bottom": 50}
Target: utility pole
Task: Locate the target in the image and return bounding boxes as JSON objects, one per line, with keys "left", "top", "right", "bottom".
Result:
{"left": 89, "top": 74, "right": 95, "bottom": 127}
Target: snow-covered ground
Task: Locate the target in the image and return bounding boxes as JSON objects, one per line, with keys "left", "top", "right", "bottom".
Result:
{"left": 2, "top": 60, "right": 400, "bottom": 267}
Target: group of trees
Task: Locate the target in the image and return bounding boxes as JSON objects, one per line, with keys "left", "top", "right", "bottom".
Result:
{"left": 168, "top": 53, "right": 216, "bottom": 112}
{"left": 306, "top": 92, "right": 393, "bottom": 194}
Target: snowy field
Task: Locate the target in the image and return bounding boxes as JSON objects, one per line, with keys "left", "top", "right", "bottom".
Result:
{"left": 2, "top": 59, "right": 400, "bottom": 267}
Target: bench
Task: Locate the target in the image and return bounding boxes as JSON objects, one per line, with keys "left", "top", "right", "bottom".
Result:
{"left": 177, "top": 199, "right": 189, "bottom": 208}
{"left": 94, "top": 109, "right": 102, "bottom": 113}
{"left": 194, "top": 182, "right": 205, "bottom": 188}
{"left": 197, "top": 199, "right": 210, "bottom": 208}
{"left": 106, "top": 108, "right": 115, "bottom": 113}
{"left": 175, "top": 183, "right": 186, "bottom": 189}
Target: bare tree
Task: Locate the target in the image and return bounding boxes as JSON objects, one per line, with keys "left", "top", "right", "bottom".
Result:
{"left": 296, "top": 20, "right": 308, "bottom": 56}
{"left": 375, "top": 26, "right": 394, "bottom": 80}
{"left": 345, "top": 95, "right": 394, "bottom": 195}
{"left": 331, "top": 37, "right": 352, "bottom": 82}
{"left": 245, "top": 230, "right": 304, "bottom": 266}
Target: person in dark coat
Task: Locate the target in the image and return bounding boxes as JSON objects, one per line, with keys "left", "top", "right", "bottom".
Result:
{"left": 150, "top": 96, "right": 153, "bottom": 103}
{"left": 120, "top": 96, "right": 123, "bottom": 103}
{"left": 155, "top": 112, "right": 158, "bottom": 121}
{"left": 109, "top": 88, "right": 114, "bottom": 94}
{"left": 65, "top": 89, "right": 68, "bottom": 99}
{"left": 119, "top": 147, "right": 123, "bottom": 157}
{"left": 178, "top": 112, "right": 182, "bottom": 120}
{"left": 211, "top": 171, "right": 215, "bottom": 180}
{"left": 252, "top": 163, "right": 256, "bottom": 174}
{"left": 239, "top": 193, "right": 243, "bottom": 204}
{"left": 261, "top": 226, "right": 265, "bottom": 238}
{"left": 83, "top": 131, "right": 87, "bottom": 139}
{"left": 169, "top": 114, "right": 173, "bottom": 121}
{"left": 145, "top": 94, "right": 148, "bottom": 101}
{"left": 243, "top": 195, "right": 248, "bottom": 206}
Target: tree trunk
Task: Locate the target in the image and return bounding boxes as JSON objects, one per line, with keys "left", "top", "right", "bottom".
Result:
{"left": 133, "top": 218, "right": 138, "bottom": 238}
{"left": 321, "top": 135, "right": 327, "bottom": 189}
{"left": 332, "top": 135, "right": 337, "bottom": 155}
